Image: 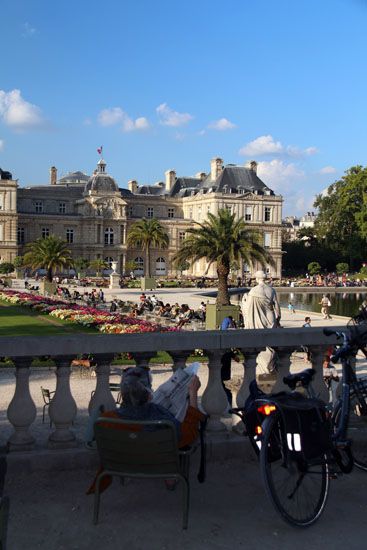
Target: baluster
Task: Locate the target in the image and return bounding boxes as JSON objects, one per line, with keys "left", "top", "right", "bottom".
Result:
{"left": 131, "top": 351, "right": 157, "bottom": 369}
{"left": 88, "top": 354, "right": 115, "bottom": 414}
{"left": 272, "top": 349, "right": 293, "bottom": 393}
{"left": 201, "top": 351, "right": 228, "bottom": 431}
{"left": 309, "top": 345, "right": 329, "bottom": 402}
{"left": 169, "top": 351, "right": 191, "bottom": 372}
{"left": 7, "top": 357, "right": 36, "bottom": 451}
{"left": 48, "top": 356, "right": 77, "bottom": 448}
{"left": 236, "top": 349, "right": 259, "bottom": 407}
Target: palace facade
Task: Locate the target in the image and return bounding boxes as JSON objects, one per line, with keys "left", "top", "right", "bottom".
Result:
{"left": 0, "top": 157, "right": 283, "bottom": 278}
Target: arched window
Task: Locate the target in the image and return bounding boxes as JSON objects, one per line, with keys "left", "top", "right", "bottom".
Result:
{"left": 104, "top": 227, "right": 114, "bottom": 245}
{"left": 104, "top": 257, "right": 114, "bottom": 269}
{"left": 155, "top": 257, "right": 166, "bottom": 276}
{"left": 134, "top": 257, "right": 144, "bottom": 276}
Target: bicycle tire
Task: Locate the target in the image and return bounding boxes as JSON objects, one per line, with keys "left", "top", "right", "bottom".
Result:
{"left": 260, "top": 412, "right": 329, "bottom": 527}
{"left": 334, "top": 383, "right": 367, "bottom": 471}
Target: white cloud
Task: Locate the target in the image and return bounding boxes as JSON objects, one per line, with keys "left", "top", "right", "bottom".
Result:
{"left": 257, "top": 159, "right": 305, "bottom": 193}
{"left": 0, "top": 140, "right": 4, "bottom": 151}
{"left": 208, "top": 118, "right": 236, "bottom": 131}
{"left": 156, "top": 103, "right": 193, "bottom": 127}
{"left": 0, "top": 89, "right": 45, "bottom": 131}
{"left": 22, "top": 22, "right": 36, "bottom": 37}
{"left": 98, "top": 108, "right": 150, "bottom": 132}
{"left": 83, "top": 117, "right": 92, "bottom": 126}
{"left": 239, "top": 134, "right": 317, "bottom": 158}
{"left": 240, "top": 135, "right": 283, "bottom": 156}
{"left": 98, "top": 107, "right": 124, "bottom": 126}
{"left": 319, "top": 165, "right": 337, "bottom": 174}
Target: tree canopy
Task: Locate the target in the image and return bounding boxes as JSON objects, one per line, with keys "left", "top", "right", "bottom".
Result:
{"left": 314, "top": 165, "right": 367, "bottom": 268}
{"left": 23, "top": 236, "right": 73, "bottom": 282}
{"left": 127, "top": 218, "right": 169, "bottom": 277}
{"left": 173, "top": 208, "right": 274, "bottom": 305}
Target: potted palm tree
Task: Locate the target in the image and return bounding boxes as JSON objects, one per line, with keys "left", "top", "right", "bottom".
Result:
{"left": 23, "top": 235, "right": 73, "bottom": 295}
{"left": 127, "top": 218, "right": 169, "bottom": 290}
{"left": 89, "top": 258, "right": 108, "bottom": 277}
{"left": 173, "top": 208, "right": 274, "bottom": 329}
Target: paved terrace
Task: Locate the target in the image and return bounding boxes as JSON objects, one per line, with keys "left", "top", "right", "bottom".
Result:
{"left": 2, "top": 287, "right": 367, "bottom": 549}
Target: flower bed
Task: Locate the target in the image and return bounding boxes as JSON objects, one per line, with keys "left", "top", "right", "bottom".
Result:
{"left": 0, "top": 290, "right": 179, "bottom": 334}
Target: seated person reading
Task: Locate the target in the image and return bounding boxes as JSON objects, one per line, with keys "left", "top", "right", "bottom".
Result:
{"left": 87, "top": 367, "right": 204, "bottom": 494}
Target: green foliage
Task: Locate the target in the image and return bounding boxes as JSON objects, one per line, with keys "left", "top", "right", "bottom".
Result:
{"left": 89, "top": 258, "right": 108, "bottom": 276}
{"left": 282, "top": 240, "right": 346, "bottom": 275}
{"left": 336, "top": 262, "right": 349, "bottom": 274}
{"left": 314, "top": 165, "right": 367, "bottom": 268}
{"left": 127, "top": 218, "right": 169, "bottom": 277}
{"left": 73, "top": 257, "right": 89, "bottom": 274}
{"left": 23, "top": 236, "right": 73, "bottom": 282}
{"left": 0, "top": 262, "right": 14, "bottom": 274}
{"left": 13, "top": 256, "right": 24, "bottom": 269}
{"left": 176, "top": 260, "right": 190, "bottom": 273}
{"left": 173, "top": 208, "right": 274, "bottom": 305}
{"left": 307, "top": 261, "right": 321, "bottom": 275}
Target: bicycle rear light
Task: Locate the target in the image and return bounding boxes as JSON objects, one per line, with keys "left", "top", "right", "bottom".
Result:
{"left": 257, "top": 404, "right": 277, "bottom": 416}
{"left": 255, "top": 425, "right": 262, "bottom": 435}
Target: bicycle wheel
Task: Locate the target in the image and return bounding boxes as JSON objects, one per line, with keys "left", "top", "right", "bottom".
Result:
{"left": 260, "top": 412, "right": 329, "bottom": 527}
{"left": 334, "top": 384, "right": 367, "bottom": 471}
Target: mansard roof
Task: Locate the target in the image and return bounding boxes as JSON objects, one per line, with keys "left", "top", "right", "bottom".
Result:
{"left": 136, "top": 184, "right": 166, "bottom": 196}
{"left": 58, "top": 171, "right": 90, "bottom": 184}
{"left": 200, "top": 165, "right": 273, "bottom": 195}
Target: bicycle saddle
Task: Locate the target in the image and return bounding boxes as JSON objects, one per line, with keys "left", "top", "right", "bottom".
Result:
{"left": 283, "top": 368, "right": 316, "bottom": 390}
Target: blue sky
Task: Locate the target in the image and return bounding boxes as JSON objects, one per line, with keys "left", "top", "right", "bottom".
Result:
{"left": 1, "top": 0, "right": 367, "bottom": 215}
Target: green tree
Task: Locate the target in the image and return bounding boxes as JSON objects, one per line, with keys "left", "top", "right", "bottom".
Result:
{"left": 336, "top": 262, "right": 349, "bottom": 275}
{"left": 23, "top": 236, "right": 73, "bottom": 282}
{"left": 13, "top": 256, "right": 24, "bottom": 269}
{"left": 0, "top": 262, "right": 14, "bottom": 274}
{"left": 89, "top": 258, "right": 108, "bottom": 276}
{"left": 307, "top": 261, "right": 321, "bottom": 275}
{"left": 173, "top": 208, "right": 274, "bottom": 306}
{"left": 127, "top": 218, "right": 169, "bottom": 277}
{"left": 73, "top": 257, "right": 89, "bottom": 277}
{"left": 314, "top": 165, "right": 367, "bottom": 268}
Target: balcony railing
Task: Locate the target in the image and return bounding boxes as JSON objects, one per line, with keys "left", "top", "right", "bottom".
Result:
{"left": 1, "top": 327, "right": 341, "bottom": 452}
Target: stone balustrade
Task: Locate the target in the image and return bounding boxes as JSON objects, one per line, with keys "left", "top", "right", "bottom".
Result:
{"left": 1, "top": 327, "right": 342, "bottom": 452}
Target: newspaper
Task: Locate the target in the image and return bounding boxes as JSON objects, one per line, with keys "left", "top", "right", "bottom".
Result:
{"left": 152, "top": 362, "right": 200, "bottom": 422}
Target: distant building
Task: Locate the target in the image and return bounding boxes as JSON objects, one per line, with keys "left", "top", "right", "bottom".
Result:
{"left": 0, "top": 157, "right": 283, "bottom": 277}
{"left": 282, "top": 211, "right": 317, "bottom": 241}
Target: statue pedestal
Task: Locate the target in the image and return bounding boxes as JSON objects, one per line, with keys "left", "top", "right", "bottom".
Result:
{"left": 109, "top": 272, "right": 120, "bottom": 289}
{"left": 205, "top": 304, "right": 240, "bottom": 330}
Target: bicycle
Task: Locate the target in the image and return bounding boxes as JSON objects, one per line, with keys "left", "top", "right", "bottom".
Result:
{"left": 231, "top": 321, "right": 367, "bottom": 527}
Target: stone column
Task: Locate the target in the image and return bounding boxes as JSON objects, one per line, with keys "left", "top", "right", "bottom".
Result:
{"left": 7, "top": 357, "right": 36, "bottom": 451}
{"left": 309, "top": 345, "right": 329, "bottom": 402}
{"left": 88, "top": 354, "right": 116, "bottom": 414}
{"left": 48, "top": 356, "right": 77, "bottom": 449}
{"left": 236, "top": 349, "right": 259, "bottom": 407}
{"left": 201, "top": 351, "right": 228, "bottom": 432}
{"left": 272, "top": 349, "right": 293, "bottom": 393}
{"left": 131, "top": 352, "right": 156, "bottom": 369}
{"left": 169, "top": 351, "right": 191, "bottom": 371}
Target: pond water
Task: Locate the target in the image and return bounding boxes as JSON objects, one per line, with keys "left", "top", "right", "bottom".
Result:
{"left": 233, "top": 291, "right": 367, "bottom": 318}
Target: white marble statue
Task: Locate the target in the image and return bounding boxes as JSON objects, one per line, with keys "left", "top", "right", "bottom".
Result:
{"left": 242, "top": 270, "right": 281, "bottom": 373}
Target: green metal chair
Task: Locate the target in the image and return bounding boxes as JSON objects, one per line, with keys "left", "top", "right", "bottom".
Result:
{"left": 93, "top": 417, "right": 191, "bottom": 529}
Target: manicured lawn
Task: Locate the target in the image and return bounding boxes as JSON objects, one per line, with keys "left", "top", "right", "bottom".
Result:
{"left": 0, "top": 301, "right": 96, "bottom": 336}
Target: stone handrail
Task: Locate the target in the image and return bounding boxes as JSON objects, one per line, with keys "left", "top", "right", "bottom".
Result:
{"left": 1, "top": 327, "right": 343, "bottom": 452}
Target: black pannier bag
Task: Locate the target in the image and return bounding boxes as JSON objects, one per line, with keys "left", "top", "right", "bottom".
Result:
{"left": 271, "top": 393, "right": 333, "bottom": 461}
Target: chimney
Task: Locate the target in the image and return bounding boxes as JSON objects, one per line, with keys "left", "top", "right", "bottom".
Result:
{"left": 50, "top": 166, "right": 57, "bottom": 185}
{"left": 210, "top": 157, "right": 223, "bottom": 181}
{"left": 195, "top": 172, "right": 207, "bottom": 181}
{"left": 165, "top": 170, "right": 176, "bottom": 192}
{"left": 249, "top": 161, "right": 258, "bottom": 174}
{"left": 128, "top": 180, "right": 138, "bottom": 193}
